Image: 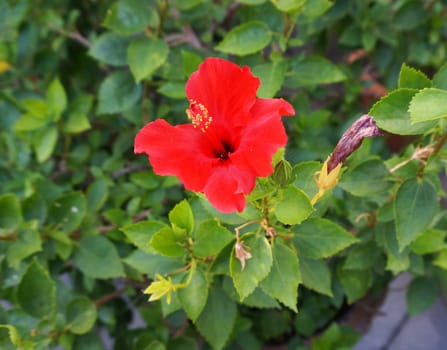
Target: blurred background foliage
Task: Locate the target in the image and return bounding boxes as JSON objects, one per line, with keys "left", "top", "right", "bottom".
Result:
{"left": 1, "top": 0, "right": 447, "bottom": 349}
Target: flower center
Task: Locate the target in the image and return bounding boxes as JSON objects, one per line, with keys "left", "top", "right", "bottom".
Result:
{"left": 186, "top": 99, "right": 213, "bottom": 132}
{"left": 186, "top": 99, "right": 233, "bottom": 161}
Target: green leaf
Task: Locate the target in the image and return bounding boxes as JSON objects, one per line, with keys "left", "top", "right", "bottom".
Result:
{"left": 33, "top": 126, "right": 58, "bottom": 163}
{"left": 222, "top": 276, "right": 280, "bottom": 308}
{"left": 216, "top": 21, "right": 272, "bottom": 56}
{"left": 86, "top": 178, "right": 109, "bottom": 212}
{"left": 17, "top": 259, "right": 56, "bottom": 318}
{"left": 369, "top": 88, "right": 436, "bottom": 135}
{"left": 48, "top": 191, "right": 87, "bottom": 233}
{"left": 272, "top": 0, "right": 306, "bottom": 12}
{"left": 409, "top": 88, "right": 447, "bottom": 123}
{"left": 196, "top": 284, "right": 237, "bottom": 350}
{"left": 66, "top": 297, "right": 97, "bottom": 334}
{"left": 292, "top": 218, "right": 358, "bottom": 259}
{"left": 103, "top": 0, "right": 157, "bottom": 35}
{"left": 375, "top": 222, "right": 410, "bottom": 274}
{"left": 127, "top": 37, "right": 169, "bottom": 82}
{"left": 338, "top": 158, "right": 392, "bottom": 196}
{"left": 343, "top": 242, "right": 381, "bottom": 270}
{"left": 411, "top": 229, "right": 447, "bottom": 254}
{"left": 299, "top": 256, "right": 332, "bottom": 297}
{"left": 181, "top": 50, "right": 202, "bottom": 76}
{"left": 293, "top": 161, "right": 320, "bottom": 199}
{"left": 274, "top": 185, "right": 313, "bottom": 225}
{"left": 260, "top": 242, "right": 301, "bottom": 311}
{"left": 75, "top": 235, "right": 125, "bottom": 279}
{"left": 252, "top": 61, "right": 287, "bottom": 98}
{"left": 169, "top": 200, "right": 194, "bottom": 236}
{"left": 394, "top": 178, "right": 437, "bottom": 251}
{"left": 6, "top": 228, "right": 42, "bottom": 269}
{"left": 433, "top": 63, "right": 447, "bottom": 89}
{"left": 230, "top": 234, "right": 273, "bottom": 300}
{"left": 22, "top": 193, "right": 47, "bottom": 224}
{"left": 157, "top": 82, "right": 186, "bottom": 99}
{"left": 406, "top": 277, "right": 438, "bottom": 316}
{"left": 0, "top": 193, "right": 22, "bottom": 236}
{"left": 178, "top": 268, "right": 208, "bottom": 322}
{"left": 88, "top": 32, "right": 129, "bottom": 66}
{"left": 63, "top": 94, "right": 93, "bottom": 134}
{"left": 285, "top": 56, "right": 346, "bottom": 87}
{"left": 150, "top": 227, "right": 184, "bottom": 257}
{"left": 398, "top": 63, "right": 432, "bottom": 89}
{"left": 47, "top": 78, "right": 67, "bottom": 120}
{"left": 123, "top": 250, "right": 184, "bottom": 278}
{"left": 337, "top": 268, "right": 371, "bottom": 304}
{"left": 97, "top": 71, "right": 142, "bottom": 114}
{"left": 120, "top": 220, "right": 167, "bottom": 253}
{"left": 193, "top": 220, "right": 234, "bottom": 258}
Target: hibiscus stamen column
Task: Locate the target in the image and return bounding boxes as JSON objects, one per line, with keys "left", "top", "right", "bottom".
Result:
{"left": 186, "top": 99, "right": 230, "bottom": 160}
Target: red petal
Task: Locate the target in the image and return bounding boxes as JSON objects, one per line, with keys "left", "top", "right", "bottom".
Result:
{"left": 231, "top": 98, "right": 295, "bottom": 176}
{"left": 203, "top": 165, "right": 256, "bottom": 213}
{"left": 134, "top": 119, "right": 214, "bottom": 191}
{"left": 186, "top": 57, "right": 260, "bottom": 130}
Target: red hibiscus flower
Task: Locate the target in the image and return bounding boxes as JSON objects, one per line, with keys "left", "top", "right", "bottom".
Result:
{"left": 134, "top": 57, "right": 294, "bottom": 213}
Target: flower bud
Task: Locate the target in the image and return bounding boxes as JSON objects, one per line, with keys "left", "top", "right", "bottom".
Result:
{"left": 272, "top": 159, "right": 293, "bottom": 187}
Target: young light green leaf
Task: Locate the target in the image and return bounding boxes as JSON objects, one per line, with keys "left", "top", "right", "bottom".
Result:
{"left": 273, "top": 0, "right": 306, "bottom": 12}
{"left": 394, "top": 178, "right": 437, "bottom": 251}
{"left": 260, "top": 242, "right": 301, "bottom": 311}
{"left": 195, "top": 284, "right": 237, "bottom": 350}
{"left": 216, "top": 21, "right": 272, "bottom": 56}
{"left": 88, "top": 32, "right": 129, "bottom": 66}
{"left": 369, "top": 88, "right": 436, "bottom": 135}
{"left": 33, "top": 126, "right": 58, "bottom": 163}
{"left": 411, "top": 229, "right": 447, "bottom": 254}
{"left": 193, "top": 220, "right": 234, "bottom": 258}
{"left": 406, "top": 276, "right": 438, "bottom": 316}
{"left": 230, "top": 233, "right": 273, "bottom": 300}
{"left": 48, "top": 191, "right": 87, "bottom": 233}
{"left": 274, "top": 185, "right": 313, "bottom": 225}
{"left": 299, "top": 256, "right": 332, "bottom": 297}
{"left": 17, "top": 259, "right": 56, "bottom": 318}
{"left": 127, "top": 37, "right": 169, "bottom": 82}
{"left": 0, "top": 193, "right": 22, "bottom": 236}
{"left": 97, "top": 71, "right": 142, "bottom": 114}
{"left": 66, "top": 297, "right": 97, "bottom": 334}
{"left": 47, "top": 78, "right": 67, "bottom": 120}
{"left": 398, "top": 63, "right": 432, "bottom": 89}
{"left": 150, "top": 227, "right": 185, "bottom": 257}
{"left": 292, "top": 218, "right": 358, "bottom": 259}
{"left": 169, "top": 199, "right": 194, "bottom": 236}
{"left": 75, "top": 235, "right": 125, "bottom": 279}
{"left": 409, "top": 88, "right": 447, "bottom": 123}
{"left": 120, "top": 220, "right": 168, "bottom": 253}
{"left": 178, "top": 268, "right": 208, "bottom": 322}
{"left": 433, "top": 62, "right": 447, "bottom": 89}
